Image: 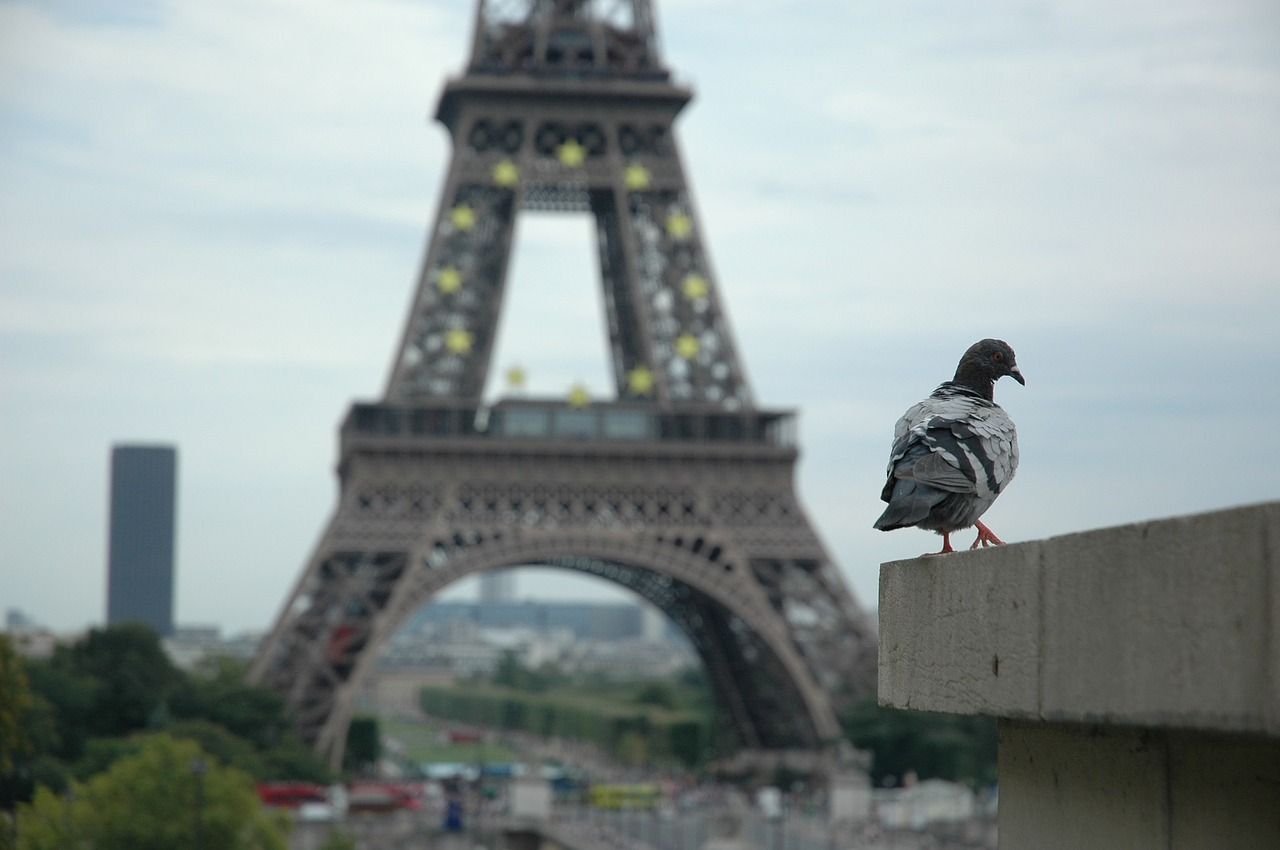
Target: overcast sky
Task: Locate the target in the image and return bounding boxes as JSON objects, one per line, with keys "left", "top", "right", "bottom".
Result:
{"left": 2, "top": 0, "right": 1278, "bottom": 636}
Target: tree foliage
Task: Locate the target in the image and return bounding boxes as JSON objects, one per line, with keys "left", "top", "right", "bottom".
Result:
{"left": 420, "top": 655, "right": 713, "bottom": 768}
{"left": 169, "top": 658, "right": 288, "bottom": 752}
{"left": 1, "top": 637, "right": 64, "bottom": 823}
{"left": 0, "top": 625, "right": 338, "bottom": 850}
{"left": 491, "top": 651, "right": 568, "bottom": 694}
{"left": 317, "top": 831, "right": 358, "bottom": 850}
{"left": 15, "top": 624, "right": 332, "bottom": 788}
{"left": 343, "top": 717, "right": 380, "bottom": 773}
{"left": 634, "top": 682, "right": 676, "bottom": 710}
{"left": 1, "top": 636, "right": 36, "bottom": 775}
{"left": 16, "top": 734, "right": 287, "bottom": 850}
{"left": 52, "top": 624, "right": 180, "bottom": 743}
{"left": 840, "top": 696, "right": 997, "bottom": 788}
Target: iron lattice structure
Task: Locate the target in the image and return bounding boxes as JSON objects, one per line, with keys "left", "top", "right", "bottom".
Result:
{"left": 249, "top": 0, "right": 877, "bottom": 769}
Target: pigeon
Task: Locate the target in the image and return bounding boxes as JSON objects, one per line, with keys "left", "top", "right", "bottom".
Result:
{"left": 874, "top": 339, "right": 1024, "bottom": 555}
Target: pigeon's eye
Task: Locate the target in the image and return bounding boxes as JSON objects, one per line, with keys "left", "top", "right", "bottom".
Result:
{"left": 992, "top": 351, "right": 1004, "bottom": 362}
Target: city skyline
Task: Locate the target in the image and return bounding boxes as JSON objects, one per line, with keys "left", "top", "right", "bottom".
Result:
{"left": 2, "top": 0, "right": 1279, "bottom": 634}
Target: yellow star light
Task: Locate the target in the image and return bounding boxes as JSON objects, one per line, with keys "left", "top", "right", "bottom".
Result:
{"left": 627, "top": 366, "right": 655, "bottom": 396}
{"left": 624, "top": 163, "right": 651, "bottom": 191}
{"left": 557, "top": 139, "right": 587, "bottom": 168}
{"left": 492, "top": 159, "right": 519, "bottom": 188}
{"left": 506, "top": 365, "right": 527, "bottom": 390}
{"left": 567, "top": 383, "right": 591, "bottom": 408}
{"left": 666, "top": 212, "right": 692, "bottom": 240}
{"left": 682, "top": 274, "right": 709, "bottom": 300}
{"left": 450, "top": 203, "right": 477, "bottom": 231}
{"left": 437, "top": 266, "right": 463, "bottom": 294}
{"left": 675, "top": 333, "right": 700, "bottom": 360}
{"left": 445, "top": 328, "right": 473, "bottom": 355}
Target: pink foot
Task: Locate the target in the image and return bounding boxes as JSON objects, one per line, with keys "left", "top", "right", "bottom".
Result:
{"left": 970, "top": 521, "right": 1005, "bottom": 549}
{"left": 924, "top": 531, "right": 956, "bottom": 556}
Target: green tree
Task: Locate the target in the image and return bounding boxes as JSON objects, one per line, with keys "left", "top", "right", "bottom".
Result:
{"left": 668, "top": 720, "right": 703, "bottom": 768}
{"left": 840, "top": 696, "right": 997, "bottom": 788}
{"left": 68, "top": 717, "right": 323, "bottom": 787}
{"left": 1, "top": 637, "right": 65, "bottom": 818}
{"left": 70, "top": 624, "right": 179, "bottom": 736}
{"left": 70, "top": 736, "right": 149, "bottom": 782}
{"left": 22, "top": 660, "right": 97, "bottom": 761}
{"left": 170, "top": 657, "right": 331, "bottom": 782}
{"left": 317, "top": 831, "right": 358, "bottom": 850}
{"left": 634, "top": 682, "right": 676, "bottom": 710}
{"left": 615, "top": 731, "right": 648, "bottom": 766}
{"left": 343, "top": 717, "right": 379, "bottom": 773}
{"left": 1, "top": 637, "right": 36, "bottom": 775}
{"left": 258, "top": 735, "right": 332, "bottom": 784}
{"left": 167, "top": 720, "right": 266, "bottom": 778}
{"left": 490, "top": 653, "right": 570, "bottom": 695}
{"left": 492, "top": 651, "right": 524, "bottom": 690}
{"left": 32, "top": 624, "right": 180, "bottom": 752}
{"left": 24, "top": 637, "right": 330, "bottom": 787}
{"left": 525, "top": 661, "right": 568, "bottom": 694}
{"left": 170, "top": 658, "right": 287, "bottom": 751}
{"left": 16, "top": 734, "right": 287, "bottom": 850}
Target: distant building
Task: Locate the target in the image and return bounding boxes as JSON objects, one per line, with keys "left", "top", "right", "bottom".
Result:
{"left": 405, "top": 599, "right": 647, "bottom": 641}
{"left": 106, "top": 444, "right": 177, "bottom": 637}
{"left": 874, "top": 779, "right": 976, "bottom": 829}
{"left": 640, "top": 603, "right": 665, "bottom": 641}
{"left": 4, "top": 608, "right": 62, "bottom": 659}
{"left": 162, "top": 625, "right": 220, "bottom": 669}
{"left": 478, "top": 569, "right": 515, "bottom": 604}
{"left": 5, "top": 608, "right": 36, "bottom": 631}
{"left": 160, "top": 625, "right": 261, "bottom": 670}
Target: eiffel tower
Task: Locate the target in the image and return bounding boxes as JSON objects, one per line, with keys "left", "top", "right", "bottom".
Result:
{"left": 249, "top": 0, "right": 877, "bottom": 769}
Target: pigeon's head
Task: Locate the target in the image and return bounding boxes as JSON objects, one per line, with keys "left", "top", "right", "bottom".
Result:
{"left": 956, "top": 339, "right": 1025, "bottom": 394}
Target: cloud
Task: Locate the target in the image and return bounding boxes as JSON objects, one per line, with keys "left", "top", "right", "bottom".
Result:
{"left": 2, "top": 0, "right": 1279, "bottom": 633}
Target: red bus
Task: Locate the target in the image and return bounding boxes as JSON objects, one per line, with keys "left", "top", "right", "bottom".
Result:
{"left": 257, "top": 782, "right": 328, "bottom": 809}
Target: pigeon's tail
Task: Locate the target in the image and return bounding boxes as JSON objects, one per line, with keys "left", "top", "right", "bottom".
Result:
{"left": 873, "top": 479, "right": 941, "bottom": 532}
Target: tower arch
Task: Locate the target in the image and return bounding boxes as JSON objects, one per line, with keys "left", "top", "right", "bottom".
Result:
{"left": 319, "top": 530, "right": 842, "bottom": 765}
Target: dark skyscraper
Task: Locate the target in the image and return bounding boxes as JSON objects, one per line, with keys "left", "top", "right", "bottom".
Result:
{"left": 106, "top": 444, "right": 177, "bottom": 637}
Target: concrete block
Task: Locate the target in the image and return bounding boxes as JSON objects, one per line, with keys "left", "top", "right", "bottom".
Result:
{"left": 1039, "top": 502, "right": 1277, "bottom": 733}
{"left": 878, "top": 540, "right": 1041, "bottom": 717}
{"left": 878, "top": 504, "right": 1280, "bottom": 850}
{"left": 878, "top": 501, "right": 1280, "bottom": 733}
{"left": 998, "top": 722, "right": 1280, "bottom": 850}
{"left": 1168, "top": 732, "right": 1280, "bottom": 850}
{"left": 998, "top": 720, "right": 1169, "bottom": 850}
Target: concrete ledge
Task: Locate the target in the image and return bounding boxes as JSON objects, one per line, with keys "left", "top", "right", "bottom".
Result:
{"left": 878, "top": 501, "right": 1280, "bottom": 736}
{"left": 997, "top": 720, "right": 1280, "bottom": 850}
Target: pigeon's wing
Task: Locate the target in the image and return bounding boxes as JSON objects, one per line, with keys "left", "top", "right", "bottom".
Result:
{"left": 880, "top": 401, "right": 933, "bottom": 502}
{"left": 963, "top": 403, "right": 1019, "bottom": 496}
{"left": 908, "top": 450, "right": 976, "bottom": 493}
{"left": 883, "top": 390, "right": 1018, "bottom": 501}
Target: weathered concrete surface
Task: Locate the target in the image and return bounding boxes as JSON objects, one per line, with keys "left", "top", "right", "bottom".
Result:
{"left": 878, "top": 539, "right": 1043, "bottom": 719}
{"left": 998, "top": 720, "right": 1280, "bottom": 850}
{"left": 879, "top": 500, "right": 1280, "bottom": 735}
{"left": 998, "top": 721, "right": 1167, "bottom": 850}
{"left": 878, "top": 501, "right": 1280, "bottom": 849}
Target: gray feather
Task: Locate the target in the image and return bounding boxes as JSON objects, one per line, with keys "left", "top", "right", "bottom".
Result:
{"left": 875, "top": 380, "right": 1019, "bottom": 536}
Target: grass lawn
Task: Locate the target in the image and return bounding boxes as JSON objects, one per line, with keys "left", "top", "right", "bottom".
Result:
{"left": 379, "top": 715, "right": 519, "bottom": 764}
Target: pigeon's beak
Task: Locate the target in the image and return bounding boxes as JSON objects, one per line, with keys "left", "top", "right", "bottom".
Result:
{"left": 1009, "top": 365, "right": 1025, "bottom": 386}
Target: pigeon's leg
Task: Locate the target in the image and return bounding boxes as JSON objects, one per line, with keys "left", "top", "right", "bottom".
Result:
{"left": 925, "top": 531, "right": 956, "bottom": 556}
{"left": 970, "top": 521, "right": 1005, "bottom": 548}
